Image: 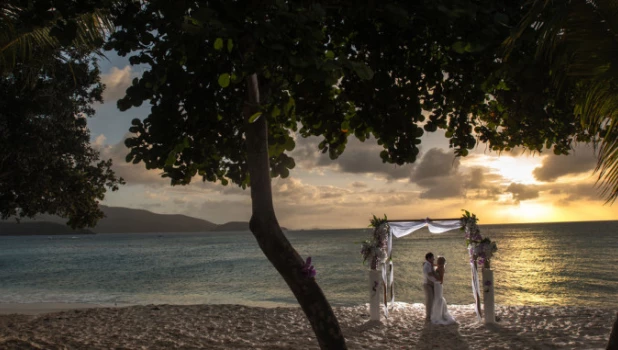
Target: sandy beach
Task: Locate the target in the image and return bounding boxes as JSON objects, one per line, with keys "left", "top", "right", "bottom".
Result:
{"left": 0, "top": 302, "right": 614, "bottom": 349}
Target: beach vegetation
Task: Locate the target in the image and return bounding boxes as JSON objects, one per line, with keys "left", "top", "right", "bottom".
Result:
{"left": 0, "top": 0, "right": 123, "bottom": 228}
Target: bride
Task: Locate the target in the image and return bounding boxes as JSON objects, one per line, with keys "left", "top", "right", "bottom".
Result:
{"left": 431, "top": 256, "right": 456, "bottom": 325}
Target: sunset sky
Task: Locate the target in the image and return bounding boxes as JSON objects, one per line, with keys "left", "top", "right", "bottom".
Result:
{"left": 91, "top": 53, "right": 618, "bottom": 229}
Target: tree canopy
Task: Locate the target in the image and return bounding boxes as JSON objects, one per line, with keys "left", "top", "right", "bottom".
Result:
{"left": 105, "top": 1, "right": 541, "bottom": 348}
{"left": 1, "top": 0, "right": 123, "bottom": 228}
{"left": 0, "top": 49, "right": 123, "bottom": 228}
{"left": 108, "top": 1, "right": 531, "bottom": 186}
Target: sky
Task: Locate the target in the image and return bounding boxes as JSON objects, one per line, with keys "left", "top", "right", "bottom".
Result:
{"left": 89, "top": 52, "right": 618, "bottom": 229}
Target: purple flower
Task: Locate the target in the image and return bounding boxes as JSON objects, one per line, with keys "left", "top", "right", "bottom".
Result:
{"left": 301, "top": 257, "right": 316, "bottom": 278}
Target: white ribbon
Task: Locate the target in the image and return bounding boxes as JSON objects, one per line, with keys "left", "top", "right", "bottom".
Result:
{"left": 381, "top": 262, "right": 388, "bottom": 318}
{"left": 471, "top": 261, "right": 482, "bottom": 321}
{"left": 378, "top": 260, "right": 395, "bottom": 318}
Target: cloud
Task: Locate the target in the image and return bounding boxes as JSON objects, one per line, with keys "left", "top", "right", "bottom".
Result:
{"left": 465, "top": 167, "right": 485, "bottom": 189}
{"left": 95, "top": 134, "right": 169, "bottom": 186}
{"left": 291, "top": 136, "right": 414, "bottom": 180}
{"left": 351, "top": 181, "right": 368, "bottom": 189}
{"left": 192, "top": 199, "right": 252, "bottom": 224}
{"left": 544, "top": 181, "right": 604, "bottom": 204}
{"left": 409, "top": 148, "right": 466, "bottom": 199}
{"left": 101, "top": 66, "right": 133, "bottom": 102}
{"left": 268, "top": 177, "right": 425, "bottom": 228}
{"left": 461, "top": 167, "right": 503, "bottom": 200}
{"left": 412, "top": 148, "right": 459, "bottom": 182}
{"left": 94, "top": 134, "right": 244, "bottom": 195}
{"left": 93, "top": 134, "right": 107, "bottom": 148}
{"left": 505, "top": 183, "right": 540, "bottom": 203}
{"left": 419, "top": 178, "right": 464, "bottom": 199}
{"left": 141, "top": 202, "right": 162, "bottom": 210}
{"left": 533, "top": 145, "right": 597, "bottom": 182}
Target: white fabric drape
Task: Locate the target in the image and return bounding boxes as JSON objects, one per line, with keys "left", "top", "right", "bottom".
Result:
{"left": 380, "top": 218, "right": 483, "bottom": 320}
{"left": 389, "top": 219, "right": 463, "bottom": 238}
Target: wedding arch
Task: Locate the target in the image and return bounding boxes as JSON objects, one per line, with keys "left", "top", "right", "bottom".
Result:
{"left": 360, "top": 210, "right": 497, "bottom": 322}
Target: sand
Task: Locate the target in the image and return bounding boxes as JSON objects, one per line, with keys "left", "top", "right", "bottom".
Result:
{"left": 0, "top": 302, "right": 614, "bottom": 349}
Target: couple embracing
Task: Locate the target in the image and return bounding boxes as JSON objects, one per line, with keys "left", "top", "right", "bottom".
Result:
{"left": 423, "top": 252, "right": 456, "bottom": 325}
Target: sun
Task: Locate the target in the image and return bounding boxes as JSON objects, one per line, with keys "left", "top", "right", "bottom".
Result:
{"left": 466, "top": 154, "right": 544, "bottom": 185}
{"left": 495, "top": 201, "right": 556, "bottom": 223}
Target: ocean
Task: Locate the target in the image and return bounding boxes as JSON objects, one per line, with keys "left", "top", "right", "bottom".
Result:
{"left": 1, "top": 221, "right": 617, "bottom": 309}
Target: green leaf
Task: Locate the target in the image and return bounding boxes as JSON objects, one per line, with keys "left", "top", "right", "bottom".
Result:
{"left": 493, "top": 12, "right": 509, "bottom": 25}
{"left": 271, "top": 106, "right": 281, "bottom": 117}
{"left": 165, "top": 151, "right": 177, "bottom": 166}
{"left": 325, "top": 50, "right": 335, "bottom": 59}
{"left": 214, "top": 38, "right": 223, "bottom": 50}
{"left": 350, "top": 61, "right": 374, "bottom": 80}
{"left": 496, "top": 80, "right": 510, "bottom": 91}
{"left": 218, "top": 73, "right": 230, "bottom": 88}
{"left": 227, "top": 39, "right": 234, "bottom": 52}
{"left": 284, "top": 97, "right": 296, "bottom": 114}
{"left": 452, "top": 41, "right": 467, "bottom": 54}
{"left": 249, "top": 112, "right": 262, "bottom": 123}
{"left": 284, "top": 137, "right": 295, "bottom": 151}
{"left": 289, "top": 55, "right": 310, "bottom": 68}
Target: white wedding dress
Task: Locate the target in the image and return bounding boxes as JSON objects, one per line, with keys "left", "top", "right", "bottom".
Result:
{"left": 431, "top": 281, "right": 456, "bottom": 325}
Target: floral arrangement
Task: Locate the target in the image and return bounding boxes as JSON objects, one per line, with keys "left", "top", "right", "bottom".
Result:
{"left": 301, "top": 257, "right": 316, "bottom": 278}
{"left": 361, "top": 214, "right": 390, "bottom": 270}
{"left": 461, "top": 210, "right": 498, "bottom": 268}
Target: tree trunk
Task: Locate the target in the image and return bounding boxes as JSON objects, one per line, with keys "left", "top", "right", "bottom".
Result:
{"left": 608, "top": 312, "right": 618, "bottom": 350}
{"left": 243, "top": 74, "right": 347, "bottom": 349}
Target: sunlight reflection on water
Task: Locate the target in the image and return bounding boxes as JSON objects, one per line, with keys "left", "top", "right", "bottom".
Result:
{"left": 0, "top": 221, "right": 617, "bottom": 308}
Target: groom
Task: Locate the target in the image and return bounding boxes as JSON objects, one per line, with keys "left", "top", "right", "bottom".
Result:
{"left": 423, "top": 252, "right": 440, "bottom": 322}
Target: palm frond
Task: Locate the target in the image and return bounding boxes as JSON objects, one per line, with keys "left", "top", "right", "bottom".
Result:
{"left": 507, "top": 0, "right": 618, "bottom": 203}
{"left": 0, "top": 26, "right": 59, "bottom": 71}
{"left": 72, "top": 9, "right": 115, "bottom": 49}
{"left": 0, "top": 5, "right": 114, "bottom": 75}
{"left": 597, "top": 135, "right": 618, "bottom": 202}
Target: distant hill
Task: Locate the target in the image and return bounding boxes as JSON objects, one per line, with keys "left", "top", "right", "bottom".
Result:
{"left": 0, "top": 206, "right": 218, "bottom": 234}
{"left": 215, "top": 221, "right": 250, "bottom": 231}
{"left": 94, "top": 206, "right": 218, "bottom": 233}
{"left": 215, "top": 221, "right": 287, "bottom": 231}
{"left": 0, "top": 222, "right": 94, "bottom": 236}
{"left": 0, "top": 206, "right": 293, "bottom": 235}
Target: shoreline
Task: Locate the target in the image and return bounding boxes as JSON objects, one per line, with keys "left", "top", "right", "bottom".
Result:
{"left": 0, "top": 303, "right": 614, "bottom": 349}
{"left": 2, "top": 301, "right": 617, "bottom": 315}
{"left": 0, "top": 302, "right": 119, "bottom": 315}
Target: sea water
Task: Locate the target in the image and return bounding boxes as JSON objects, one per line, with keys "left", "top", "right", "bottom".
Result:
{"left": 0, "top": 221, "right": 617, "bottom": 308}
